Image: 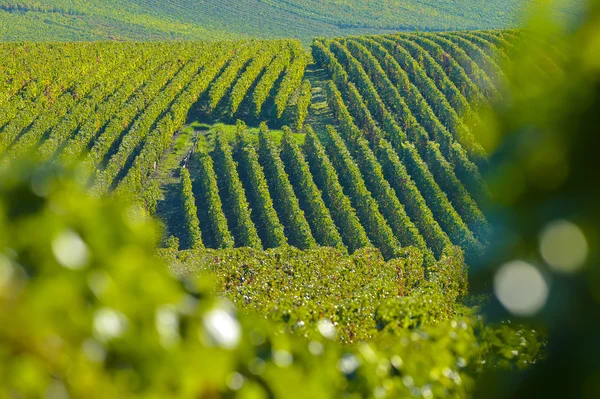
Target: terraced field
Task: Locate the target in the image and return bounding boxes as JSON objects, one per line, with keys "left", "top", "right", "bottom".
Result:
{"left": 0, "top": 30, "right": 512, "bottom": 263}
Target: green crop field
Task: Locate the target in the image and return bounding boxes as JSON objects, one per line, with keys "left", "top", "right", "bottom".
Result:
{"left": 0, "top": 31, "right": 508, "bottom": 265}
{"left": 0, "top": 1, "right": 596, "bottom": 397}
{"left": 0, "top": 0, "right": 581, "bottom": 43}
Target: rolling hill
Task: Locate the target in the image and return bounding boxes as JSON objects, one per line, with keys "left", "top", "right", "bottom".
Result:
{"left": 0, "top": 30, "right": 513, "bottom": 264}
{"left": 0, "top": 0, "right": 581, "bottom": 43}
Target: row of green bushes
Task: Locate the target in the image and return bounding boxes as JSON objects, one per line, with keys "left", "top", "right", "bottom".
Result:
{"left": 57, "top": 46, "right": 177, "bottom": 165}
{"left": 0, "top": 43, "right": 129, "bottom": 153}
{"left": 228, "top": 41, "right": 282, "bottom": 115}
{"left": 117, "top": 44, "right": 239, "bottom": 204}
{"left": 325, "top": 81, "right": 434, "bottom": 262}
{"left": 303, "top": 126, "right": 371, "bottom": 252}
{"left": 424, "top": 33, "right": 499, "bottom": 100}
{"left": 212, "top": 131, "right": 263, "bottom": 248}
{"left": 234, "top": 122, "right": 287, "bottom": 248}
{"left": 280, "top": 127, "right": 345, "bottom": 249}
{"left": 364, "top": 36, "right": 485, "bottom": 161}
{"left": 258, "top": 124, "right": 316, "bottom": 249}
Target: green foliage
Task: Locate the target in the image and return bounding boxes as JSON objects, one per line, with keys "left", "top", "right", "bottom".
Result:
{"left": 116, "top": 44, "right": 237, "bottom": 201}
{"left": 404, "top": 33, "right": 486, "bottom": 104}
{"left": 377, "top": 245, "right": 468, "bottom": 331}
{"left": 193, "top": 148, "right": 235, "bottom": 249}
{"left": 469, "top": 3, "right": 600, "bottom": 395}
{"left": 376, "top": 138, "right": 452, "bottom": 258}
{"left": 441, "top": 32, "right": 505, "bottom": 88}
{"left": 0, "top": 30, "right": 514, "bottom": 260}
{"left": 56, "top": 45, "right": 178, "bottom": 165}
{"left": 303, "top": 126, "right": 371, "bottom": 253}
{"left": 0, "top": 160, "right": 549, "bottom": 398}
{"left": 178, "top": 167, "right": 204, "bottom": 250}
{"left": 424, "top": 33, "right": 499, "bottom": 100}
{"left": 365, "top": 35, "right": 486, "bottom": 161}
{"left": 167, "top": 243, "right": 469, "bottom": 343}
{"left": 323, "top": 125, "right": 401, "bottom": 259}
{"left": 211, "top": 130, "right": 262, "bottom": 248}
{"left": 90, "top": 47, "right": 211, "bottom": 196}
{"left": 295, "top": 80, "right": 312, "bottom": 131}
{"left": 228, "top": 41, "right": 281, "bottom": 116}
{"left": 258, "top": 124, "right": 316, "bottom": 249}
{"left": 280, "top": 127, "right": 344, "bottom": 250}
{"left": 388, "top": 34, "right": 483, "bottom": 124}
{"left": 175, "top": 246, "right": 399, "bottom": 342}
{"left": 325, "top": 81, "right": 433, "bottom": 261}
{"left": 0, "top": 0, "right": 576, "bottom": 44}
{"left": 208, "top": 44, "right": 257, "bottom": 111}
{"left": 275, "top": 51, "right": 310, "bottom": 118}
{"left": 252, "top": 47, "right": 292, "bottom": 117}
{"left": 425, "top": 141, "right": 491, "bottom": 242}
{"left": 234, "top": 123, "right": 287, "bottom": 248}
{"left": 399, "top": 142, "right": 484, "bottom": 260}
{"left": 343, "top": 38, "right": 456, "bottom": 157}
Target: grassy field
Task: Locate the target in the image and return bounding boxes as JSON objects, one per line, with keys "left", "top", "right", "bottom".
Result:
{"left": 0, "top": 0, "right": 582, "bottom": 43}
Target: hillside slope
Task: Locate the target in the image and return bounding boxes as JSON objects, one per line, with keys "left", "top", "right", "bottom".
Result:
{"left": 0, "top": 0, "right": 581, "bottom": 43}
{"left": 0, "top": 30, "right": 510, "bottom": 263}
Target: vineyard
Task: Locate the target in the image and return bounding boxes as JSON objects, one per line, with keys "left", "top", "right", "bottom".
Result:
{"left": 0, "top": 0, "right": 596, "bottom": 393}
{"left": 0, "top": 30, "right": 513, "bottom": 263}
{"left": 0, "top": 0, "right": 579, "bottom": 43}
